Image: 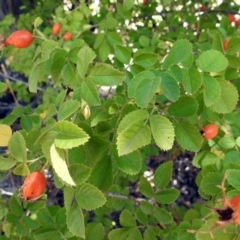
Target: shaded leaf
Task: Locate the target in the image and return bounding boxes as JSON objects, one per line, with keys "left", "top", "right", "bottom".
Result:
{"left": 175, "top": 121, "right": 203, "bottom": 152}
{"left": 88, "top": 156, "right": 113, "bottom": 192}
{"left": 154, "top": 161, "right": 173, "bottom": 188}
{"left": 168, "top": 96, "right": 198, "bottom": 117}
{"left": 66, "top": 203, "right": 85, "bottom": 238}
{"left": 113, "top": 148, "right": 142, "bottom": 175}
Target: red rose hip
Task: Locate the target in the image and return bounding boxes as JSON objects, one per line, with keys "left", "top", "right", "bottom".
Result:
{"left": 63, "top": 32, "right": 73, "bottom": 41}
{"left": 5, "top": 30, "right": 33, "bottom": 48}
{"left": 20, "top": 171, "right": 47, "bottom": 201}
{"left": 202, "top": 124, "right": 219, "bottom": 139}
{"left": 52, "top": 23, "right": 61, "bottom": 35}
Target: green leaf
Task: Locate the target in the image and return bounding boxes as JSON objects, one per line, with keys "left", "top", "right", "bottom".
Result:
{"left": 50, "top": 144, "right": 76, "bottom": 186}
{"left": 120, "top": 209, "right": 136, "bottom": 227}
{"left": 9, "top": 195, "right": 23, "bottom": 216}
{"left": 90, "top": 63, "right": 125, "bottom": 86}
{"left": 98, "top": 37, "right": 111, "bottom": 62}
{"left": 162, "top": 39, "right": 192, "bottom": 69}
{"left": 227, "top": 37, "right": 240, "bottom": 55}
{"left": 69, "top": 164, "right": 91, "bottom": 185}
{"left": 154, "top": 161, "right": 173, "bottom": 188}
{"left": 128, "top": 71, "right": 155, "bottom": 98}
{"left": 84, "top": 136, "right": 109, "bottom": 166}
{"left": 226, "top": 169, "right": 240, "bottom": 190}
{"left": 160, "top": 72, "right": 180, "bottom": 102}
{"left": 225, "top": 55, "right": 240, "bottom": 68}
{"left": 134, "top": 52, "right": 159, "bottom": 68}
{"left": 202, "top": 74, "right": 221, "bottom": 107}
{"left": 117, "top": 121, "right": 151, "bottom": 156}
{"left": 181, "top": 52, "right": 194, "bottom": 68}
{"left": 62, "top": 62, "right": 78, "bottom": 88}
{"left": 196, "top": 50, "right": 228, "bottom": 72}
{"left": 66, "top": 203, "right": 85, "bottom": 239}
{"left": 29, "top": 62, "right": 46, "bottom": 93}
{"left": 75, "top": 183, "right": 106, "bottom": 210}
{"left": 150, "top": 115, "right": 175, "bottom": 151}
{"left": 107, "top": 31, "right": 122, "bottom": 47}
{"left": 169, "top": 65, "right": 182, "bottom": 82}
{"left": 55, "top": 121, "right": 90, "bottom": 149}
{"left": 153, "top": 207, "right": 173, "bottom": 224}
{"left": 175, "top": 121, "right": 203, "bottom": 152}
{"left": 182, "top": 68, "right": 202, "bottom": 94}
{"left": 57, "top": 99, "right": 81, "bottom": 121}
{"left": 87, "top": 223, "right": 105, "bottom": 240}
{"left": 139, "top": 35, "right": 150, "bottom": 47}
{"left": 200, "top": 172, "right": 223, "bottom": 195}
{"left": 96, "top": 121, "right": 113, "bottom": 136}
{"left": 134, "top": 77, "right": 161, "bottom": 108}
{"left": 168, "top": 96, "right": 198, "bottom": 117}
{"left": 0, "top": 124, "right": 12, "bottom": 147}
{"left": 33, "top": 228, "right": 59, "bottom": 239}
{"left": 196, "top": 220, "right": 236, "bottom": 240}
{"left": 8, "top": 131, "right": 26, "bottom": 162}
{"left": 41, "top": 40, "right": 58, "bottom": 58}
{"left": 139, "top": 176, "right": 154, "bottom": 198}
{"left": 218, "top": 136, "right": 235, "bottom": 149}
{"left": 88, "top": 156, "right": 113, "bottom": 192}
{"left": 0, "top": 82, "right": 7, "bottom": 92}
{"left": 192, "top": 151, "right": 219, "bottom": 168}
{"left": 127, "top": 228, "right": 142, "bottom": 240}
{"left": 210, "top": 79, "right": 238, "bottom": 114}
{"left": 13, "top": 163, "right": 30, "bottom": 176}
{"left": 114, "top": 45, "right": 131, "bottom": 64}
{"left": 64, "top": 187, "right": 75, "bottom": 212}
{"left": 113, "top": 148, "right": 142, "bottom": 175}
{"left": 55, "top": 90, "right": 67, "bottom": 107}
{"left": 51, "top": 49, "right": 67, "bottom": 82}
{"left": 155, "top": 188, "right": 180, "bottom": 204}
{"left": 123, "top": 0, "right": 134, "bottom": 10}
{"left": 91, "top": 111, "right": 110, "bottom": 127}
{"left": 144, "top": 228, "right": 157, "bottom": 240}
{"left": 108, "top": 228, "right": 131, "bottom": 240}
{"left": 135, "top": 208, "right": 148, "bottom": 225}
{"left": 0, "top": 157, "right": 16, "bottom": 170}
{"left": 77, "top": 46, "right": 96, "bottom": 78}
{"left": 210, "top": 30, "right": 223, "bottom": 52}
{"left": 33, "top": 17, "right": 43, "bottom": 28}
{"left": 81, "top": 78, "right": 101, "bottom": 106}
{"left": 140, "top": 201, "right": 154, "bottom": 215}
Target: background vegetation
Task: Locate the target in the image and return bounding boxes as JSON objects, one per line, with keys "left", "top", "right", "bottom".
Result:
{"left": 1, "top": 0, "right": 240, "bottom": 239}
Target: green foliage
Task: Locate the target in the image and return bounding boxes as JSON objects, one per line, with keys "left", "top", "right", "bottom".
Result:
{"left": 1, "top": 0, "right": 240, "bottom": 239}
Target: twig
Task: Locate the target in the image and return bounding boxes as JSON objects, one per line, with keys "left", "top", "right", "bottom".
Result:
{"left": 0, "top": 71, "right": 45, "bottom": 92}
{"left": 0, "top": 188, "right": 13, "bottom": 196}
{"left": 106, "top": 192, "right": 155, "bottom": 204}
{"left": 1, "top": 64, "right": 19, "bottom": 105}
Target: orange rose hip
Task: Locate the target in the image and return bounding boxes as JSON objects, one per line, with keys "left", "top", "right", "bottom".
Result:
{"left": 20, "top": 171, "right": 47, "bottom": 201}
{"left": 5, "top": 30, "right": 33, "bottom": 48}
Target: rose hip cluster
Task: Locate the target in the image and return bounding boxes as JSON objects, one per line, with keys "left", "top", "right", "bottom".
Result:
{"left": 0, "top": 22, "right": 72, "bottom": 50}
